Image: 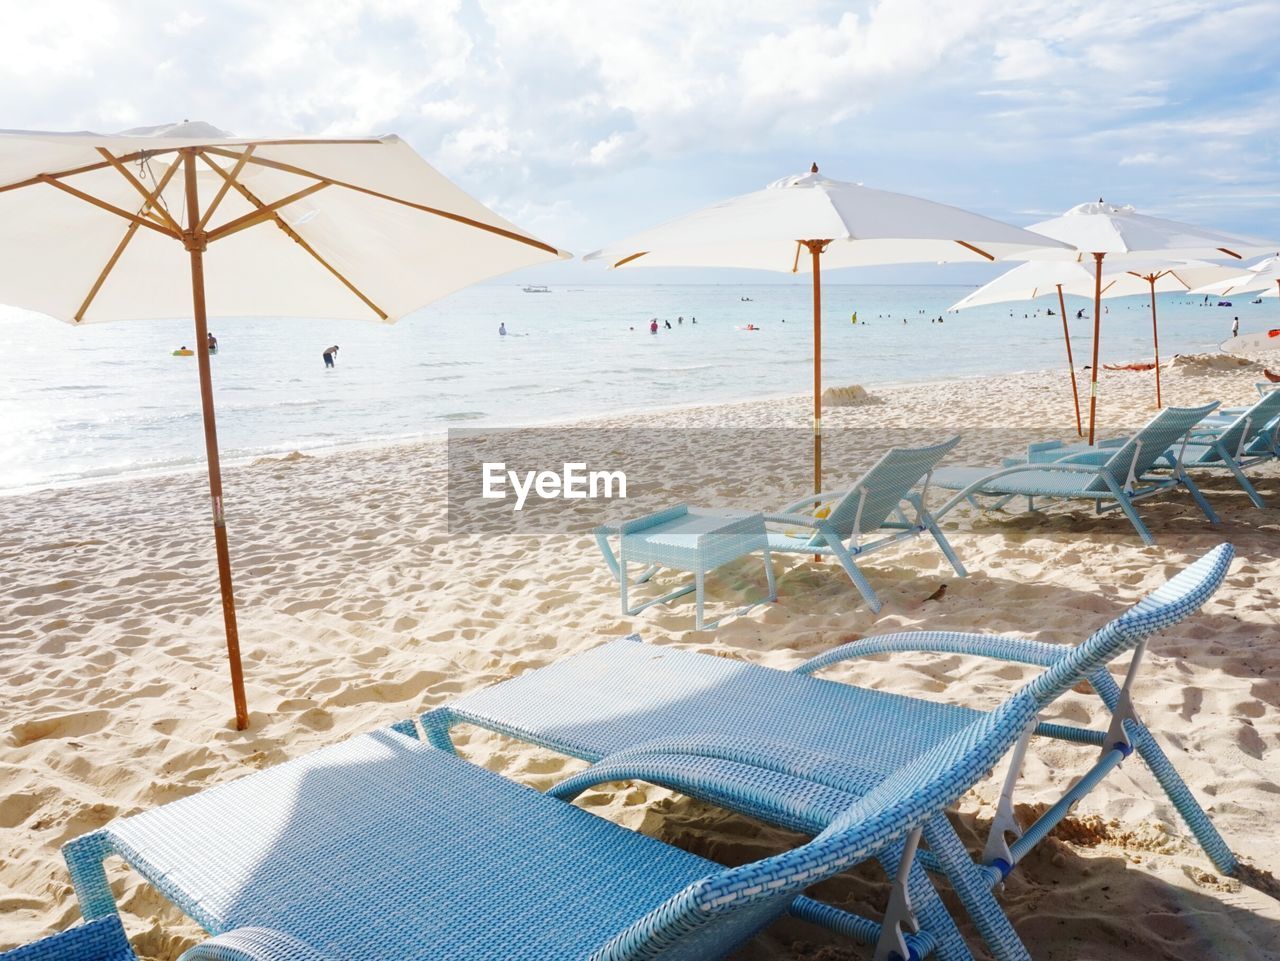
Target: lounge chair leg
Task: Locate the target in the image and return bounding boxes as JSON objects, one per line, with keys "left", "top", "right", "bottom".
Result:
{"left": 419, "top": 710, "right": 457, "bottom": 753}
{"left": 923, "top": 816, "right": 1032, "bottom": 961}
{"left": 924, "top": 515, "right": 968, "bottom": 578}
{"left": 635, "top": 563, "right": 661, "bottom": 585}
{"left": 982, "top": 720, "right": 1033, "bottom": 873}
{"left": 1181, "top": 473, "right": 1221, "bottom": 523}
{"left": 874, "top": 827, "right": 922, "bottom": 961}
{"left": 1114, "top": 494, "right": 1157, "bottom": 545}
{"left": 1225, "top": 459, "right": 1267, "bottom": 508}
{"left": 762, "top": 547, "right": 778, "bottom": 602}
{"left": 880, "top": 843, "right": 974, "bottom": 961}
{"left": 62, "top": 831, "right": 118, "bottom": 922}
{"left": 1088, "top": 670, "right": 1238, "bottom": 875}
{"left": 595, "top": 527, "right": 622, "bottom": 584}
{"left": 827, "top": 537, "right": 883, "bottom": 613}
{"left": 695, "top": 570, "right": 706, "bottom": 630}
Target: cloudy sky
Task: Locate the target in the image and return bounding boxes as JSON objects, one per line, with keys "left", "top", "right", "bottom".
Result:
{"left": 4, "top": 0, "right": 1278, "bottom": 283}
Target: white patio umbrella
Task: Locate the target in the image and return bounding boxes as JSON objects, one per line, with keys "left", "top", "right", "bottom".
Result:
{"left": 951, "top": 259, "right": 1242, "bottom": 429}
{"left": 585, "top": 165, "right": 1071, "bottom": 493}
{"left": 0, "top": 121, "right": 570, "bottom": 729}
{"left": 1191, "top": 254, "right": 1280, "bottom": 300}
{"left": 1026, "top": 201, "right": 1275, "bottom": 442}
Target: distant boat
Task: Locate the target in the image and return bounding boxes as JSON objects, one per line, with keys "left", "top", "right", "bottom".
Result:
{"left": 522, "top": 284, "right": 551, "bottom": 293}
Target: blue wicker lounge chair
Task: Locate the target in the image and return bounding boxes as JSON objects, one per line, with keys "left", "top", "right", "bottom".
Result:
{"left": 422, "top": 545, "right": 1236, "bottom": 961}
{"left": 0, "top": 919, "right": 135, "bottom": 961}
{"left": 989, "top": 391, "right": 1279, "bottom": 510}
{"left": 761, "top": 436, "right": 967, "bottom": 612}
{"left": 929, "top": 404, "right": 1221, "bottom": 545}
{"left": 1168, "top": 390, "right": 1280, "bottom": 507}
{"left": 59, "top": 715, "right": 1012, "bottom": 961}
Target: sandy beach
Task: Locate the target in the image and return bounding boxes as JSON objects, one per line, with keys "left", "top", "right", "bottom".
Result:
{"left": 2, "top": 358, "right": 1278, "bottom": 960}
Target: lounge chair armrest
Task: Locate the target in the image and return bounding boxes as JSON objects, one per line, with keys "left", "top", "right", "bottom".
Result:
{"left": 576, "top": 736, "right": 884, "bottom": 794}
{"left": 548, "top": 742, "right": 882, "bottom": 833}
{"left": 180, "top": 928, "right": 336, "bottom": 961}
{"left": 555, "top": 759, "right": 833, "bottom": 835}
{"left": 1056, "top": 450, "right": 1116, "bottom": 466}
{"left": 794, "top": 630, "right": 1064, "bottom": 675}
{"left": 779, "top": 490, "right": 854, "bottom": 513}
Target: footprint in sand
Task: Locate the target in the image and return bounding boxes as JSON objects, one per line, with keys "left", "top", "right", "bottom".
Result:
{"left": 8, "top": 710, "right": 110, "bottom": 748}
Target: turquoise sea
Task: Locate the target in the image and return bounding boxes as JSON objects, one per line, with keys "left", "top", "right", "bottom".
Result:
{"left": 0, "top": 283, "right": 1272, "bottom": 493}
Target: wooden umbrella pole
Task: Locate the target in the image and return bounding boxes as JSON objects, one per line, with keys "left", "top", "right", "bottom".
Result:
{"left": 1087, "top": 252, "right": 1105, "bottom": 444}
{"left": 811, "top": 242, "right": 823, "bottom": 495}
{"left": 1057, "top": 284, "right": 1082, "bottom": 436}
{"left": 1149, "top": 276, "right": 1162, "bottom": 408}
{"left": 182, "top": 149, "right": 249, "bottom": 730}
{"left": 803, "top": 240, "right": 830, "bottom": 563}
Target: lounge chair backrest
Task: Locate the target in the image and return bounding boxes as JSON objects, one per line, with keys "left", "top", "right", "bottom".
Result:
{"left": 815, "top": 436, "right": 961, "bottom": 544}
{"left": 1089, "top": 403, "right": 1219, "bottom": 492}
{"left": 597, "top": 543, "right": 1233, "bottom": 960}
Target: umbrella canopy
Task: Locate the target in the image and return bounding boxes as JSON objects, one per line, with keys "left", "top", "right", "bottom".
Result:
{"left": 589, "top": 168, "right": 1072, "bottom": 270}
{"left": 951, "top": 258, "right": 1240, "bottom": 309}
{"left": 0, "top": 121, "right": 569, "bottom": 323}
{"left": 586, "top": 166, "right": 1072, "bottom": 492}
{"left": 950, "top": 259, "right": 1244, "bottom": 431}
{"left": 1026, "top": 201, "right": 1277, "bottom": 442}
{"left": 1190, "top": 254, "right": 1280, "bottom": 298}
{"left": 0, "top": 121, "right": 570, "bottom": 728}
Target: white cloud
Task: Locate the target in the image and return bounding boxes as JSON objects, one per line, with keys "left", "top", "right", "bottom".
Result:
{"left": 0, "top": 0, "right": 1277, "bottom": 253}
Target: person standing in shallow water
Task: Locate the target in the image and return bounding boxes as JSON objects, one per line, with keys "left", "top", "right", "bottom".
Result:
{"left": 323, "top": 345, "right": 339, "bottom": 368}
{"left": 1232, "top": 317, "right": 1240, "bottom": 339}
{"left": 498, "top": 322, "right": 507, "bottom": 336}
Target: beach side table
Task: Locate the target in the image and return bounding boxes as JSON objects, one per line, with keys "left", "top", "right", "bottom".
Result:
{"left": 594, "top": 505, "right": 777, "bottom": 630}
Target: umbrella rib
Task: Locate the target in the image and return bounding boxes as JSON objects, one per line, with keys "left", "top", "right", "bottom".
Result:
{"left": 0, "top": 141, "right": 383, "bottom": 196}
{"left": 205, "top": 181, "right": 330, "bottom": 242}
{"left": 38, "top": 175, "right": 179, "bottom": 238}
{"left": 1218, "top": 248, "right": 1242, "bottom": 259}
{"left": 613, "top": 251, "right": 648, "bottom": 268}
{"left": 198, "top": 152, "right": 388, "bottom": 320}
{"left": 197, "top": 146, "right": 254, "bottom": 231}
{"left": 201, "top": 146, "right": 562, "bottom": 256}
{"left": 73, "top": 154, "right": 185, "bottom": 323}
{"left": 954, "top": 240, "right": 995, "bottom": 261}
{"left": 95, "top": 148, "right": 183, "bottom": 234}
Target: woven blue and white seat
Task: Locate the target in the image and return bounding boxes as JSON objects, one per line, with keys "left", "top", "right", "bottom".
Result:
{"left": 930, "top": 404, "right": 1221, "bottom": 545}
{"left": 422, "top": 545, "right": 1237, "bottom": 961}
{"left": 58, "top": 720, "right": 1003, "bottom": 961}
